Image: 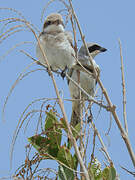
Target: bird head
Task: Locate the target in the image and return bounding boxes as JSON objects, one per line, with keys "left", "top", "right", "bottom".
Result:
{"left": 42, "top": 13, "right": 65, "bottom": 33}
{"left": 79, "top": 43, "right": 107, "bottom": 58}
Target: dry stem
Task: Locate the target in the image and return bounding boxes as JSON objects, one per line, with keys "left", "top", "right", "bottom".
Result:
{"left": 119, "top": 39, "right": 128, "bottom": 134}
{"left": 68, "top": 0, "right": 135, "bottom": 168}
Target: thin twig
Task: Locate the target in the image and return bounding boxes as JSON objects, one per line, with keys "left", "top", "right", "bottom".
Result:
{"left": 66, "top": 73, "right": 106, "bottom": 108}
{"left": 91, "top": 122, "right": 112, "bottom": 164}
{"left": 120, "top": 166, "right": 135, "bottom": 177}
{"left": 77, "top": 70, "right": 85, "bottom": 180}
{"left": 119, "top": 39, "right": 128, "bottom": 134}
{"left": 89, "top": 128, "right": 96, "bottom": 167}
{"left": 83, "top": 103, "right": 112, "bottom": 165}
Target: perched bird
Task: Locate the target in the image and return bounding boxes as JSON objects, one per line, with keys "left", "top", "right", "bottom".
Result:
{"left": 36, "top": 13, "right": 76, "bottom": 76}
{"left": 68, "top": 43, "right": 107, "bottom": 127}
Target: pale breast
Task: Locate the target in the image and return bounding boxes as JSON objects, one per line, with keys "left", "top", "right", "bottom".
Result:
{"left": 69, "top": 70, "right": 95, "bottom": 99}
{"left": 38, "top": 32, "right": 76, "bottom": 71}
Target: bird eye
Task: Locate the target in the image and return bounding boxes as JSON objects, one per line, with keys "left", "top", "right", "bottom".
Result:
{"left": 47, "top": 21, "right": 51, "bottom": 25}
{"left": 43, "top": 20, "right": 52, "bottom": 29}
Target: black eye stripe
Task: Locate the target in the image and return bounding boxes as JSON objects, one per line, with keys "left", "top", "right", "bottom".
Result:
{"left": 43, "top": 19, "right": 64, "bottom": 29}
{"left": 88, "top": 45, "right": 101, "bottom": 53}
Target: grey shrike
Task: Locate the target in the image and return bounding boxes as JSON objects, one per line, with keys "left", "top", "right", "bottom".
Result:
{"left": 68, "top": 43, "right": 107, "bottom": 127}
{"left": 36, "top": 13, "right": 76, "bottom": 76}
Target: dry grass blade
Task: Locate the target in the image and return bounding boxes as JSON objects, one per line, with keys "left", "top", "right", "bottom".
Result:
{"left": 1, "top": 16, "right": 47, "bottom": 121}
{"left": 10, "top": 109, "right": 45, "bottom": 169}
{"left": 0, "top": 176, "right": 12, "bottom": 180}
{"left": 0, "top": 29, "right": 26, "bottom": 43}
{"left": 20, "top": 49, "right": 47, "bottom": 68}
{"left": 0, "top": 21, "right": 24, "bottom": 34}
{"left": 34, "top": 168, "right": 57, "bottom": 176}
{"left": 2, "top": 68, "right": 45, "bottom": 123}
{"left": 0, "top": 18, "right": 27, "bottom": 24}
{"left": 0, "top": 7, "right": 39, "bottom": 33}
{"left": 11, "top": 99, "right": 49, "bottom": 157}
{"left": 20, "top": 69, "right": 45, "bottom": 80}
{"left": 0, "top": 17, "right": 40, "bottom": 34}
{"left": 10, "top": 97, "right": 67, "bottom": 169}
{"left": 0, "top": 41, "right": 33, "bottom": 62}
{"left": 23, "top": 111, "right": 38, "bottom": 134}
{"left": 4, "top": 68, "right": 47, "bottom": 167}
{"left": 1, "top": 20, "right": 40, "bottom": 35}
{"left": 41, "top": 0, "right": 69, "bottom": 22}
{"left": 0, "top": 7, "right": 26, "bottom": 20}
{"left": 36, "top": 100, "right": 49, "bottom": 133}
{"left": 2, "top": 61, "right": 36, "bottom": 121}
{"left": 18, "top": 98, "right": 50, "bottom": 125}
{"left": 0, "top": 24, "right": 25, "bottom": 39}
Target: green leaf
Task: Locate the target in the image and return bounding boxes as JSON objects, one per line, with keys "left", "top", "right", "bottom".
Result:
{"left": 57, "top": 146, "right": 71, "bottom": 166}
{"left": 45, "top": 111, "right": 58, "bottom": 131}
{"left": 88, "top": 158, "right": 102, "bottom": 180}
{"left": 28, "top": 111, "right": 64, "bottom": 159}
{"left": 58, "top": 165, "right": 74, "bottom": 180}
{"left": 28, "top": 135, "right": 58, "bottom": 158}
{"left": 45, "top": 110, "right": 62, "bottom": 148}
{"left": 110, "top": 166, "right": 116, "bottom": 180}
{"left": 60, "top": 117, "right": 68, "bottom": 130}
{"left": 57, "top": 146, "right": 76, "bottom": 179}
{"left": 57, "top": 145, "right": 74, "bottom": 168}
{"left": 72, "top": 123, "right": 81, "bottom": 139}
{"left": 72, "top": 153, "right": 78, "bottom": 170}
{"left": 28, "top": 135, "right": 49, "bottom": 153}
{"left": 102, "top": 166, "right": 116, "bottom": 180}
{"left": 102, "top": 167, "right": 112, "bottom": 180}
{"left": 28, "top": 135, "right": 47, "bottom": 151}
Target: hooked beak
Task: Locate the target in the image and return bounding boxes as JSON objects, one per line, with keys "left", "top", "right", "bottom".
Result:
{"left": 100, "top": 47, "right": 107, "bottom": 52}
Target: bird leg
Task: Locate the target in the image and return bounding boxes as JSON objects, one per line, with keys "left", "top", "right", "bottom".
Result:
{"left": 61, "top": 66, "right": 68, "bottom": 79}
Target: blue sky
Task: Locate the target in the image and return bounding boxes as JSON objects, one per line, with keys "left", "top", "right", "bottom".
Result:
{"left": 0, "top": 0, "right": 135, "bottom": 179}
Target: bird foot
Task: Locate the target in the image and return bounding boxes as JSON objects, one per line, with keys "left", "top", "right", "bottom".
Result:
{"left": 61, "top": 66, "right": 68, "bottom": 79}
{"left": 46, "top": 66, "right": 53, "bottom": 76}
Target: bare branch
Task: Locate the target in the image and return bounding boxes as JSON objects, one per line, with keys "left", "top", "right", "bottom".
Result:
{"left": 92, "top": 122, "right": 112, "bottom": 164}
{"left": 121, "top": 166, "right": 135, "bottom": 177}
{"left": 118, "top": 39, "right": 128, "bottom": 134}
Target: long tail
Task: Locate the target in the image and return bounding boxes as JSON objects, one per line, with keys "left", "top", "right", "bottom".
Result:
{"left": 70, "top": 100, "right": 81, "bottom": 127}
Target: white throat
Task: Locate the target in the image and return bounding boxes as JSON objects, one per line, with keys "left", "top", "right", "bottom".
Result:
{"left": 43, "top": 24, "right": 64, "bottom": 33}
